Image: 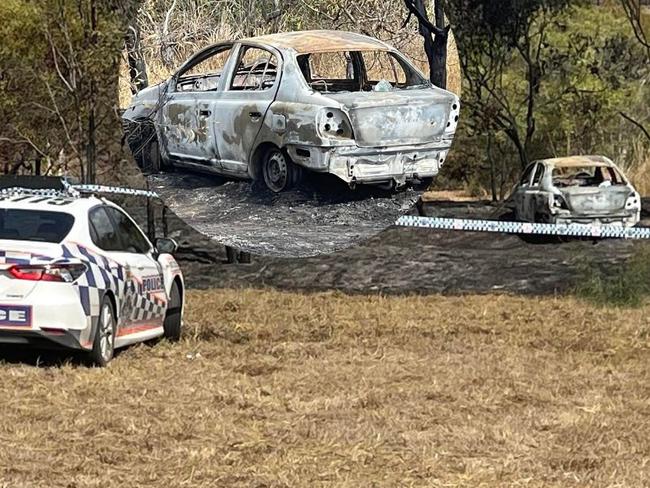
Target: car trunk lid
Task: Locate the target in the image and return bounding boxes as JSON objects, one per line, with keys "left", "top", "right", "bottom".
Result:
{"left": 327, "top": 89, "right": 455, "bottom": 147}
{"left": 561, "top": 186, "right": 631, "bottom": 215}
{"left": 0, "top": 241, "right": 62, "bottom": 301}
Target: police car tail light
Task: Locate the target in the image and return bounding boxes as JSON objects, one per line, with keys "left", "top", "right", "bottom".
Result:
{"left": 9, "top": 263, "right": 87, "bottom": 283}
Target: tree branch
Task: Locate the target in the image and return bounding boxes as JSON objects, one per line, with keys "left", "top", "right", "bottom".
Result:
{"left": 620, "top": 111, "right": 650, "bottom": 142}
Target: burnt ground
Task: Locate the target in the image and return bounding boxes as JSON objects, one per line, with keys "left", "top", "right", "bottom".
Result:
{"left": 143, "top": 196, "right": 650, "bottom": 296}
{"left": 148, "top": 171, "right": 420, "bottom": 257}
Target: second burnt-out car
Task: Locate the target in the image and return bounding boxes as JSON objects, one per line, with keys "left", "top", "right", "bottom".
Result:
{"left": 123, "top": 30, "right": 460, "bottom": 193}
{"left": 511, "top": 155, "right": 641, "bottom": 227}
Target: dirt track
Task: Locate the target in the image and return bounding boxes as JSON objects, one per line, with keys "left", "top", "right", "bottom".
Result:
{"left": 149, "top": 171, "right": 420, "bottom": 257}
{"left": 160, "top": 198, "right": 650, "bottom": 296}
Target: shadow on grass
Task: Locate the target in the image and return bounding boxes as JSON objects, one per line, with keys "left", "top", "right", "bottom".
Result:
{"left": 0, "top": 346, "right": 86, "bottom": 367}
{"left": 0, "top": 345, "right": 130, "bottom": 368}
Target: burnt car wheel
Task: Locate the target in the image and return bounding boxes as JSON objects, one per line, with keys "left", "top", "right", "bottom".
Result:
{"left": 262, "top": 149, "right": 301, "bottom": 193}
{"left": 126, "top": 121, "right": 170, "bottom": 174}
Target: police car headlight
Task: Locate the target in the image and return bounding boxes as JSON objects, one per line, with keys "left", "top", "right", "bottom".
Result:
{"left": 9, "top": 263, "right": 87, "bottom": 283}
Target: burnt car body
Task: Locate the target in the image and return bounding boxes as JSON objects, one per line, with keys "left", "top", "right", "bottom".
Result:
{"left": 511, "top": 156, "right": 641, "bottom": 227}
{"left": 123, "top": 30, "right": 460, "bottom": 192}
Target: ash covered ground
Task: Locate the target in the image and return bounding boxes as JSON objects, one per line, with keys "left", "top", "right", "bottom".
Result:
{"left": 148, "top": 171, "right": 420, "bottom": 257}
{"left": 148, "top": 197, "right": 650, "bottom": 296}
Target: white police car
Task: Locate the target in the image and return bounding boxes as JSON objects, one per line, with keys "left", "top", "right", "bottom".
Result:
{"left": 0, "top": 179, "right": 184, "bottom": 366}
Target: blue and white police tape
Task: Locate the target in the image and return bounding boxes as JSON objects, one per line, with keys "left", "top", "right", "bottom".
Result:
{"left": 0, "top": 187, "right": 66, "bottom": 198}
{"left": 73, "top": 184, "right": 160, "bottom": 199}
{"left": 0, "top": 182, "right": 159, "bottom": 200}
{"left": 396, "top": 215, "right": 650, "bottom": 240}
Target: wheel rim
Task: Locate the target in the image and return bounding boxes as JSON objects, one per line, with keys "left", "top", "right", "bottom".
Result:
{"left": 99, "top": 303, "right": 115, "bottom": 363}
{"left": 263, "top": 151, "right": 288, "bottom": 192}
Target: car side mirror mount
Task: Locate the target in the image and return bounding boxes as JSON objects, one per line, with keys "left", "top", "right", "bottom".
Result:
{"left": 155, "top": 237, "right": 178, "bottom": 256}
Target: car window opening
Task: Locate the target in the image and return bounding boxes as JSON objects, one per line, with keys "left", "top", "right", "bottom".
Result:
{"left": 0, "top": 209, "right": 74, "bottom": 243}
{"left": 177, "top": 47, "right": 233, "bottom": 93}
{"left": 552, "top": 165, "right": 625, "bottom": 188}
{"left": 230, "top": 47, "right": 278, "bottom": 91}
{"left": 297, "top": 50, "right": 428, "bottom": 93}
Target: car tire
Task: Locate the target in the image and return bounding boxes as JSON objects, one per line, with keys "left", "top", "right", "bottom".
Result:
{"left": 534, "top": 212, "right": 550, "bottom": 224}
{"left": 136, "top": 123, "right": 171, "bottom": 174}
{"left": 413, "top": 177, "right": 434, "bottom": 191}
{"left": 163, "top": 281, "right": 182, "bottom": 341}
{"left": 145, "top": 136, "right": 162, "bottom": 172}
{"left": 88, "top": 296, "right": 116, "bottom": 367}
{"left": 262, "top": 148, "right": 301, "bottom": 193}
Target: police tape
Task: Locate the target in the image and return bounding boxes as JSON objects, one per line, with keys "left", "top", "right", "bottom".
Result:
{"left": 73, "top": 184, "right": 160, "bottom": 199}
{"left": 0, "top": 187, "right": 66, "bottom": 198}
{"left": 396, "top": 215, "right": 650, "bottom": 240}
{"left": 0, "top": 184, "right": 159, "bottom": 200}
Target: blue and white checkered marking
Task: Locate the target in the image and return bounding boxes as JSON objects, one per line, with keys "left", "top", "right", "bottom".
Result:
{"left": 396, "top": 216, "right": 650, "bottom": 239}
{"left": 0, "top": 184, "right": 159, "bottom": 200}
{"left": 60, "top": 244, "right": 166, "bottom": 345}
{"left": 74, "top": 185, "right": 159, "bottom": 199}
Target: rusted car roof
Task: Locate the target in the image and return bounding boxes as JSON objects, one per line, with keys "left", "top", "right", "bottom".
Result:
{"left": 537, "top": 155, "right": 613, "bottom": 168}
{"left": 245, "top": 30, "right": 392, "bottom": 54}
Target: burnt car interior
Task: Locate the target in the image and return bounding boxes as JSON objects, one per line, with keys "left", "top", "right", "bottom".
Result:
{"left": 552, "top": 165, "right": 626, "bottom": 188}
{"left": 230, "top": 47, "right": 278, "bottom": 91}
{"left": 176, "top": 45, "right": 233, "bottom": 92}
{"left": 175, "top": 45, "right": 279, "bottom": 93}
{"left": 296, "top": 50, "right": 429, "bottom": 93}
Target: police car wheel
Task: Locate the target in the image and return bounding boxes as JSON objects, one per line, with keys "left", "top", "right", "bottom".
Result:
{"left": 88, "top": 297, "right": 116, "bottom": 367}
{"left": 163, "top": 282, "right": 182, "bottom": 342}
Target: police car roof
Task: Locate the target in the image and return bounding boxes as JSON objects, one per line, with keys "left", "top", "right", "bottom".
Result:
{"left": 0, "top": 192, "right": 104, "bottom": 214}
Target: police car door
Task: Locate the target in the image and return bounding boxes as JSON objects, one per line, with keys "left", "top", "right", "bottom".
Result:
{"left": 90, "top": 206, "right": 165, "bottom": 333}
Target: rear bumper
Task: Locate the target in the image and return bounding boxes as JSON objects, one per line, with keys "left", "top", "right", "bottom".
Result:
{"left": 551, "top": 211, "right": 640, "bottom": 227}
{"left": 0, "top": 287, "right": 91, "bottom": 350}
{"left": 0, "top": 328, "right": 87, "bottom": 350}
{"left": 287, "top": 139, "right": 453, "bottom": 186}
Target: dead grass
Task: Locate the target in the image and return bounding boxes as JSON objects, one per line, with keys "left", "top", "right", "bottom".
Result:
{"left": 0, "top": 289, "right": 648, "bottom": 486}
{"left": 624, "top": 142, "right": 650, "bottom": 197}
{"left": 421, "top": 189, "right": 478, "bottom": 202}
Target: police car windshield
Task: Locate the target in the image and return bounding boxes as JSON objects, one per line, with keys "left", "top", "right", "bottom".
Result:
{"left": 0, "top": 209, "right": 74, "bottom": 243}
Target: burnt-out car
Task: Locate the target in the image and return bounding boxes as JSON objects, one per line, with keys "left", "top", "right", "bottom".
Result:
{"left": 511, "top": 156, "right": 641, "bottom": 227}
{"left": 123, "top": 30, "right": 460, "bottom": 193}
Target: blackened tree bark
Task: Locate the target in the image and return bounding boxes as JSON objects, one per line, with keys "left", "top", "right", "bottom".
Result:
{"left": 432, "top": 0, "right": 448, "bottom": 89}
{"left": 404, "top": 0, "right": 450, "bottom": 88}
{"left": 85, "top": 0, "right": 98, "bottom": 184}
{"left": 125, "top": 23, "right": 149, "bottom": 93}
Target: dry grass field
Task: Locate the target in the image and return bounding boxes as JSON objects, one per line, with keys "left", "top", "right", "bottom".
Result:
{"left": 0, "top": 289, "right": 649, "bottom": 487}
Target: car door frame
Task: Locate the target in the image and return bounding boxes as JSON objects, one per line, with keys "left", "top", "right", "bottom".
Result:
{"left": 159, "top": 42, "right": 239, "bottom": 168}
{"left": 88, "top": 204, "right": 164, "bottom": 334}
{"left": 513, "top": 163, "right": 536, "bottom": 221}
{"left": 209, "top": 41, "right": 284, "bottom": 176}
{"left": 525, "top": 162, "right": 547, "bottom": 222}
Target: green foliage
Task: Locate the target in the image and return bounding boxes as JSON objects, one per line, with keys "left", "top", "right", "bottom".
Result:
{"left": 575, "top": 244, "right": 650, "bottom": 308}
{"left": 0, "top": 0, "right": 138, "bottom": 180}
{"left": 443, "top": 0, "right": 650, "bottom": 198}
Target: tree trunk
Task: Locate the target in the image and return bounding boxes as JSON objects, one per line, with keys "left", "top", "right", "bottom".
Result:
{"left": 404, "top": 0, "right": 449, "bottom": 88}
{"left": 125, "top": 23, "right": 149, "bottom": 93}
{"left": 85, "top": 0, "right": 98, "bottom": 185}
{"left": 431, "top": 0, "right": 448, "bottom": 89}
{"left": 487, "top": 133, "right": 497, "bottom": 202}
